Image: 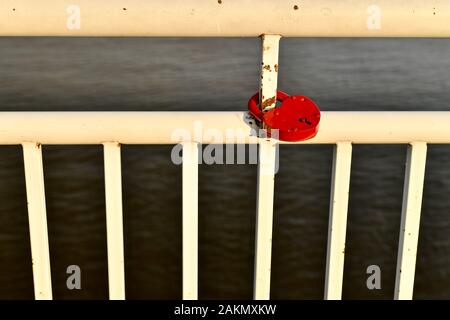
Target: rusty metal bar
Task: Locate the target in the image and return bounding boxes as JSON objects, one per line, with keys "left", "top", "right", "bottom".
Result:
{"left": 103, "top": 142, "right": 126, "bottom": 300}
{"left": 182, "top": 142, "right": 199, "bottom": 300}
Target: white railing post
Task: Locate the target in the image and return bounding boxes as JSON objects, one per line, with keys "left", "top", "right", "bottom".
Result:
{"left": 22, "top": 142, "right": 53, "bottom": 300}
{"left": 182, "top": 142, "right": 199, "bottom": 300}
{"left": 394, "top": 142, "right": 427, "bottom": 300}
{"left": 254, "top": 139, "right": 278, "bottom": 300}
{"left": 103, "top": 142, "right": 126, "bottom": 300}
{"left": 324, "top": 141, "right": 352, "bottom": 300}
{"left": 253, "top": 34, "right": 281, "bottom": 300}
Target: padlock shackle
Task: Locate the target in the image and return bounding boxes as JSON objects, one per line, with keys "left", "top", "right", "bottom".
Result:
{"left": 248, "top": 90, "right": 290, "bottom": 122}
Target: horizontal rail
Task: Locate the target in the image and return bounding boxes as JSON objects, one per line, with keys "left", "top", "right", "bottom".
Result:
{"left": 1, "top": 0, "right": 450, "bottom": 37}
{"left": 2, "top": 112, "right": 450, "bottom": 144}
{"left": 254, "top": 139, "right": 277, "bottom": 300}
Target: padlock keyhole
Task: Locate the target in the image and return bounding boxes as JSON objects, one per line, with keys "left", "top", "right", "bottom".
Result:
{"left": 299, "top": 117, "right": 312, "bottom": 125}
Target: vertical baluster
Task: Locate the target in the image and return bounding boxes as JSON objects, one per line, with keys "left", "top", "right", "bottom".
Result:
{"left": 22, "top": 142, "right": 52, "bottom": 300}
{"left": 395, "top": 142, "right": 427, "bottom": 300}
{"left": 182, "top": 142, "right": 199, "bottom": 299}
{"left": 103, "top": 142, "right": 125, "bottom": 299}
{"left": 324, "top": 142, "right": 352, "bottom": 300}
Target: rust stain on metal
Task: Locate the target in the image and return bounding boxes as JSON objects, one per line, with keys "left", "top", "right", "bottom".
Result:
{"left": 263, "top": 64, "right": 271, "bottom": 71}
{"left": 294, "top": 5, "right": 299, "bottom": 10}
{"left": 218, "top": 0, "right": 222, "bottom": 4}
{"left": 261, "top": 96, "right": 276, "bottom": 109}
{"left": 274, "top": 64, "right": 279, "bottom": 72}
{"left": 36, "top": 143, "right": 41, "bottom": 149}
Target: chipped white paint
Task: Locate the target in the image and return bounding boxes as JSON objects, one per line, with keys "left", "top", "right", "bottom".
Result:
{"left": 182, "top": 142, "right": 199, "bottom": 300}
{"left": 253, "top": 34, "right": 280, "bottom": 300}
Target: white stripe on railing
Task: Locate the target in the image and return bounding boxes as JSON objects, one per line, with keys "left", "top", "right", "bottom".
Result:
{"left": 22, "top": 142, "right": 53, "bottom": 300}
{"left": 182, "top": 142, "right": 199, "bottom": 300}
{"left": 253, "top": 34, "right": 280, "bottom": 300}
{"left": 103, "top": 142, "right": 126, "bottom": 300}
{"left": 324, "top": 142, "right": 352, "bottom": 300}
{"left": 394, "top": 142, "right": 427, "bottom": 300}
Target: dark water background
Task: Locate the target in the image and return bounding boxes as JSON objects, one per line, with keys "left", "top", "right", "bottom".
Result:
{"left": 0, "top": 38, "right": 450, "bottom": 299}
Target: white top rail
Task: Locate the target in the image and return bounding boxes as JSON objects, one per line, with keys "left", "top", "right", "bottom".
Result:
{"left": 1, "top": 0, "right": 450, "bottom": 37}
{"left": 2, "top": 111, "right": 450, "bottom": 145}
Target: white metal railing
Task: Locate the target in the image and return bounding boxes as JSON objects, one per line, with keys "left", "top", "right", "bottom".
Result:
{"left": 2, "top": 0, "right": 449, "bottom": 301}
{"left": 10, "top": 111, "right": 447, "bottom": 300}
{"left": 1, "top": 0, "right": 450, "bottom": 37}
{"left": 22, "top": 142, "right": 52, "bottom": 300}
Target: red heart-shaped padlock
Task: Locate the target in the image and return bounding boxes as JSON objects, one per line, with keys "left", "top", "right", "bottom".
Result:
{"left": 248, "top": 91, "right": 321, "bottom": 142}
